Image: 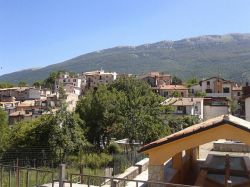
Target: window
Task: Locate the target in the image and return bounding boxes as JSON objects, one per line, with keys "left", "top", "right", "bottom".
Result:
{"left": 181, "top": 92, "right": 184, "bottom": 97}
{"left": 223, "top": 87, "right": 230, "bottom": 93}
{"left": 194, "top": 106, "right": 198, "bottom": 111}
{"left": 237, "top": 92, "right": 241, "bottom": 96}
{"left": 73, "top": 79, "right": 76, "bottom": 82}
{"left": 206, "top": 89, "right": 212, "bottom": 93}
{"left": 207, "top": 81, "right": 210, "bottom": 85}
{"left": 163, "top": 91, "right": 168, "bottom": 97}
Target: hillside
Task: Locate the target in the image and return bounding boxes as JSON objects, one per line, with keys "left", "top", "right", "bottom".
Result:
{"left": 2, "top": 33, "right": 250, "bottom": 84}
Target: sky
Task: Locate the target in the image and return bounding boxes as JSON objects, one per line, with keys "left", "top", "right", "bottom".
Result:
{"left": 1, "top": 0, "right": 250, "bottom": 75}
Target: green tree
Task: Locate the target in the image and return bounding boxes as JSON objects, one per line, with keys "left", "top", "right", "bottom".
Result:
{"left": 172, "top": 91, "right": 181, "bottom": 97}
{"left": 194, "top": 91, "right": 206, "bottom": 97}
{"left": 18, "top": 81, "right": 28, "bottom": 87}
{"left": 0, "top": 82, "right": 14, "bottom": 88}
{"left": 186, "top": 77, "right": 199, "bottom": 87}
{"left": 8, "top": 106, "right": 86, "bottom": 161}
{"left": 109, "top": 77, "right": 170, "bottom": 144}
{"left": 77, "top": 77, "right": 170, "bottom": 148}
{"left": 172, "top": 76, "right": 182, "bottom": 85}
{"left": 0, "top": 108, "right": 9, "bottom": 154}
{"left": 33, "top": 81, "right": 42, "bottom": 88}
{"left": 167, "top": 115, "right": 200, "bottom": 133}
{"left": 58, "top": 84, "right": 67, "bottom": 100}
{"left": 76, "top": 85, "right": 122, "bottom": 148}
{"left": 43, "top": 71, "right": 60, "bottom": 90}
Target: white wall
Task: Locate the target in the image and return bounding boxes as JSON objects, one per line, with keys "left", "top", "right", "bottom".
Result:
{"left": 245, "top": 97, "right": 250, "bottom": 122}
{"left": 203, "top": 105, "right": 229, "bottom": 120}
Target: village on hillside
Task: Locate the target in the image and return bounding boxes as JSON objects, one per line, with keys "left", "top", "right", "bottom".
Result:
{"left": 2, "top": 70, "right": 250, "bottom": 186}
{"left": 1, "top": 70, "right": 249, "bottom": 125}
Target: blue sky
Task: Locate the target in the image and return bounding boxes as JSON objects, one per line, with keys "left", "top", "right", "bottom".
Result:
{"left": 1, "top": 0, "right": 250, "bottom": 75}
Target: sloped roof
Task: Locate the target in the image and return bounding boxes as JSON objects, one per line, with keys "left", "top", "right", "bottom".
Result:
{"left": 139, "top": 115, "right": 250, "bottom": 153}
{"left": 199, "top": 77, "right": 235, "bottom": 84}
{"left": 159, "top": 85, "right": 188, "bottom": 90}
{"left": 161, "top": 97, "right": 203, "bottom": 106}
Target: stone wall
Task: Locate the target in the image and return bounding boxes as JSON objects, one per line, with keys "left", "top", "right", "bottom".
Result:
{"left": 213, "top": 140, "right": 250, "bottom": 152}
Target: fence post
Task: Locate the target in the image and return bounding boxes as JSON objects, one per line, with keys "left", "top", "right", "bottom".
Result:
{"left": 26, "top": 170, "right": 29, "bottom": 187}
{"left": 8, "top": 168, "right": 11, "bottom": 187}
{"left": 80, "top": 164, "right": 84, "bottom": 184}
{"left": 16, "top": 159, "right": 20, "bottom": 187}
{"left": 59, "top": 164, "right": 66, "bottom": 187}
{"left": 0, "top": 165, "right": 3, "bottom": 187}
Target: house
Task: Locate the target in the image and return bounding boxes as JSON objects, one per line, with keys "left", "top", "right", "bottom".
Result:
{"left": 158, "top": 85, "right": 189, "bottom": 97}
{"left": 203, "top": 97, "right": 229, "bottom": 120}
{"left": 140, "top": 72, "right": 171, "bottom": 88}
{"left": 83, "top": 70, "right": 117, "bottom": 89}
{"left": 189, "top": 84, "right": 202, "bottom": 96}
{"left": 161, "top": 97, "right": 204, "bottom": 119}
{"left": 55, "top": 72, "right": 82, "bottom": 95}
{"left": 9, "top": 110, "right": 33, "bottom": 125}
{"left": 0, "top": 87, "right": 41, "bottom": 101}
{"left": 199, "top": 77, "right": 234, "bottom": 99}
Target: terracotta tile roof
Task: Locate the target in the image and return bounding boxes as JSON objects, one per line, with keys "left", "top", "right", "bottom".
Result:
{"left": 161, "top": 97, "right": 203, "bottom": 106}
{"left": 159, "top": 84, "right": 188, "bottom": 90}
{"left": 139, "top": 115, "right": 250, "bottom": 153}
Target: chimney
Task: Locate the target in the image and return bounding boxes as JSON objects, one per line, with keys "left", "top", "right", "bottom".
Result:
{"left": 246, "top": 82, "right": 249, "bottom": 87}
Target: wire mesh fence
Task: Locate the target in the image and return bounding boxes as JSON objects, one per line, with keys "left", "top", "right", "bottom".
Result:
{"left": 0, "top": 146, "right": 146, "bottom": 186}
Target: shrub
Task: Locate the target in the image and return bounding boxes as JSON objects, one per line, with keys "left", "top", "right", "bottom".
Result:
{"left": 106, "top": 142, "right": 122, "bottom": 154}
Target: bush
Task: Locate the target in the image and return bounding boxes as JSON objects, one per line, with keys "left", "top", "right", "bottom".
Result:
{"left": 106, "top": 142, "right": 122, "bottom": 154}
{"left": 68, "top": 153, "right": 112, "bottom": 169}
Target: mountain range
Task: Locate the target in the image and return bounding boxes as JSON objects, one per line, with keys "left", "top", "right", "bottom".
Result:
{"left": 2, "top": 33, "right": 250, "bottom": 84}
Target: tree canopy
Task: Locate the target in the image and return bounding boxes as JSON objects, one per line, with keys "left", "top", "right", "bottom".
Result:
{"left": 7, "top": 106, "right": 86, "bottom": 162}
{"left": 76, "top": 77, "right": 170, "bottom": 148}
{"left": 172, "top": 76, "right": 182, "bottom": 85}
{"left": 0, "top": 108, "right": 9, "bottom": 154}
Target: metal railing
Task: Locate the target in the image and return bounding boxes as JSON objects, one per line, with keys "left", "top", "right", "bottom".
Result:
{"left": 68, "top": 173, "right": 200, "bottom": 187}
{"left": 0, "top": 164, "right": 54, "bottom": 187}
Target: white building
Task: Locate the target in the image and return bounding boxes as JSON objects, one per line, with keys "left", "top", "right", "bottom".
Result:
{"left": 161, "top": 97, "right": 204, "bottom": 119}
{"left": 245, "top": 97, "right": 250, "bottom": 122}
{"left": 199, "top": 77, "right": 234, "bottom": 99}
{"left": 83, "top": 70, "right": 117, "bottom": 89}
{"left": 55, "top": 72, "right": 82, "bottom": 96}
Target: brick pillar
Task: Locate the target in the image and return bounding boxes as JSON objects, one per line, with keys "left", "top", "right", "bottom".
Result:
{"left": 148, "top": 164, "right": 165, "bottom": 187}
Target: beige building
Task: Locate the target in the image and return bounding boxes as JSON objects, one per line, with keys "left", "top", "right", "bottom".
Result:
{"left": 140, "top": 72, "right": 171, "bottom": 88}
{"left": 162, "top": 97, "right": 204, "bottom": 119}
{"left": 158, "top": 85, "right": 189, "bottom": 97}
{"left": 55, "top": 72, "right": 82, "bottom": 95}
{"left": 0, "top": 87, "right": 41, "bottom": 101}
{"left": 83, "top": 70, "right": 117, "bottom": 89}
{"left": 199, "top": 77, "right": 235, "bottom": 99}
